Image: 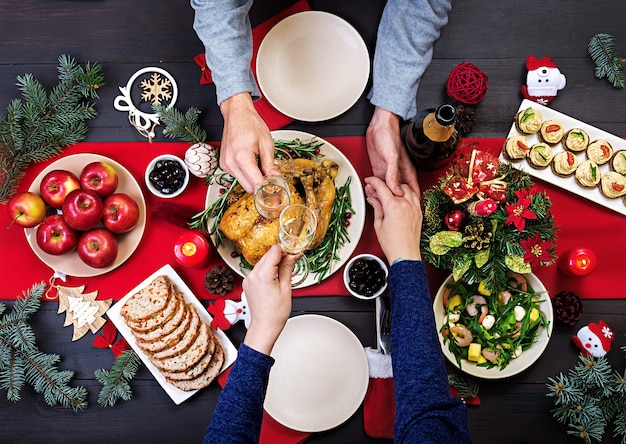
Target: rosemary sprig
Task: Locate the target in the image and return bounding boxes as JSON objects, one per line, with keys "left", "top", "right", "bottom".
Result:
{"left": 307, "top": 177, "right": 354, "bottom": 282}
{"left": 274, "top": 138, "right": 324, "bottom": 159}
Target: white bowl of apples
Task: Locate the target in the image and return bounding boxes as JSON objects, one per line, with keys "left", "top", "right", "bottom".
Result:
{"left": 8, "top": 154, "right": 146, "bottom": 277}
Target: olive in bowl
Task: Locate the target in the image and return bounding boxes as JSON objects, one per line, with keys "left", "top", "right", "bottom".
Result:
{"left": 343, "top": 254, "right": 388, "bottom": 300}
{"left": 145, "top": 154, "right": 189, "bottom": 198}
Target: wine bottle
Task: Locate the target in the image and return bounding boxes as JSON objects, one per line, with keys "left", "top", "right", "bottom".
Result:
{"left": 404, "top": 104, "right": 459, "bottom": 170}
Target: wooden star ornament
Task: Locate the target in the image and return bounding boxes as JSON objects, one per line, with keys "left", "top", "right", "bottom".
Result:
{"left": 56, "top": 285, "right": 113, "bottom": 341}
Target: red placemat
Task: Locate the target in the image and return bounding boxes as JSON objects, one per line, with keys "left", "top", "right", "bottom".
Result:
{"left": 2, "top": 137, "right": 625, "bottom": 302}
{"left": 0, "top": 137, "right": 378, "bottom": 302}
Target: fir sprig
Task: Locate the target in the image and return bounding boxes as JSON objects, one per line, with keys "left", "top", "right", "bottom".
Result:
{"left": 94, "top": 349, "right": 142, "bottom": 407}
{"left": 153, "top": 104, "right": 207, "bottom": 144}
{"left": 588, "top": 33, "right": 626, "bottom": 88}
{"left": 0, "top": 282, "right": 88, "bottom": 411}
{"left": 0, "top": 54, "right": 104, "bottom": 202}
{"left": 547, "top": 352, "right": 626, "bottom": 444}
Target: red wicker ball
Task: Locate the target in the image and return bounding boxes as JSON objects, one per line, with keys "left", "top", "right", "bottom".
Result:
{"left": 446, "top": 62, "right": 488, "bottom": 105}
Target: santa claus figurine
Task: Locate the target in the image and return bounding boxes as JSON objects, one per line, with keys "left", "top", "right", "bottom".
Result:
{"left": 572, "top": 320, "right": 615, "bottom": 358}
{"left": 521, "top": 55, "right": 566, "bottom": 105}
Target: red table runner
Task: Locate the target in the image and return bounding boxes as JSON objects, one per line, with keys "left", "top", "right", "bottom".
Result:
{"left": 2, "top": 137, "right": 625, "bottom": 302}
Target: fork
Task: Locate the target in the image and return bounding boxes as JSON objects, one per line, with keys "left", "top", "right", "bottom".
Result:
{"left": 379, "top": 298, "right": 392, "bottom": 355}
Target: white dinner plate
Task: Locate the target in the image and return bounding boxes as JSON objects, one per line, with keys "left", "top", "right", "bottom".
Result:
{"left": 205, "top": 130, "right": 366, "bottom": 288}
{"left": 433, "top": 273, "right": 553, "bottom": 379}
{"left": 25, "top": 153, "right": 146, "bottom": 277}
{"left": 107, "top": 264, "right": 238, "bottom": 405}
{"left": 502, "top": 99, "right": 626, "bottom": 216}
{"left": 264, "top": 314, "right": 369, "bottom": 432}
{"left": 256, "top": 11, "right": 370, "bottom": 122}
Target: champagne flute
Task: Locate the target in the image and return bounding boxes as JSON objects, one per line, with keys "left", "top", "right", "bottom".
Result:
{"left": 254, "top": 175, "right": 290, "bottom": 219}
{"left": 278, "top": 204, "right": 317, "bottom": 287}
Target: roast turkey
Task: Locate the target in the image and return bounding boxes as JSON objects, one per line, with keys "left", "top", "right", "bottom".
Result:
{"left": 219, "top": 157, "right": 338, "bottom": 265}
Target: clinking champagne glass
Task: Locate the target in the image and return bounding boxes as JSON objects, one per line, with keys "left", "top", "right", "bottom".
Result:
{"left": 254, "top": 175, "right": 290, "bottom": 219}
{"left": 278, "top": 204, "right": 317, "bottom": 287}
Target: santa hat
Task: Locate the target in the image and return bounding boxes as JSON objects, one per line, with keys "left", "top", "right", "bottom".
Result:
{"left": 526, "top": 55, "right": 558, "bottom": 71}
{"left": 588, "top": 320, "right": 614, "bottom": 353}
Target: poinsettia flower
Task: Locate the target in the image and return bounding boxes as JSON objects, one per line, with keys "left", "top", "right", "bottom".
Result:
{"left": 520, "top": 233, "right": 553, "bottom": 268}
{"left": 505, "top": 189, "right": 537, "bottom": 231}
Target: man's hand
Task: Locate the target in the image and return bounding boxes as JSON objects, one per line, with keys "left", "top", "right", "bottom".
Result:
{"left": 366, "top": 107, "right": 419, "bottom": 196}
{"left": 219, "top": 93, "right": 279, "bottom": 193}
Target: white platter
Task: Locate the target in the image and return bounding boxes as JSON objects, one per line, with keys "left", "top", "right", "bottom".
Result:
{"left": 264, "top": 314, "right": 369, "bottom": 432}
{"left": 25, "top": 153, "right": 147, "bottom": 277}
{"left": 205, "top": 130, "right": 366, "bottom": 288}
{"left": 433, "top": 273, "right": 553, "bottom": 379}
{"left": 107, "top": 264, "right": 237, "bottom": 405}
{"left": 502, "top": 99, "right": 626, "bottom": 216}
{"left": 256, "top": 11, "right": 370, "bottom": 122}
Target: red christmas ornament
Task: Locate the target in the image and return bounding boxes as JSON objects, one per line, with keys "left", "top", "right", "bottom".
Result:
{"left": 446, "top": 62, "right": 488, "bottom": 105}
{"left": 445, "top": 210, "right": 465, "bottom": 231}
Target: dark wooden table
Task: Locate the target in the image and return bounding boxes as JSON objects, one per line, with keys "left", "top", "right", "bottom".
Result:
{"left": 2, "top": 1, "right": 626, "bottom": 443}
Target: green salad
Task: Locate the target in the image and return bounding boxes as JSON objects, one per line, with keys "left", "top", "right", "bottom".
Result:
{"left": 440, "top": 272, "right": 550, "bottom": 370}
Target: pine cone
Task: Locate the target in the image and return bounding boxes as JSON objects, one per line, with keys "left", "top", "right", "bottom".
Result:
{"left": 455, "top": 105, "right": 476, "bottom": 135}
{"left": 553, "top": 291, "right": 583, "bottom": 326}
{"left": 204, "top": 266, "right": 235, "bottom": 296}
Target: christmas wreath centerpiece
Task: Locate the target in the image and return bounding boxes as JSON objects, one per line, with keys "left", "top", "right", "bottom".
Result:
{"left": 421, "top": 145, "right": 557, "bottom": 295}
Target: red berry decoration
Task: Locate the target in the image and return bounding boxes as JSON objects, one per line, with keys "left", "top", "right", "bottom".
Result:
{"left": 446, "top": 62, "right": 488, "bottom": 105}
{"left": 444, "top": 209, "right": 465, "bottom": 231}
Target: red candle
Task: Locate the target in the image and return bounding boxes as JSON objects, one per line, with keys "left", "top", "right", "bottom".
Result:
{"left": 174, "top": 231, "right": 212, "bottom": 268}
{"left": 558, "top": 247, "right": 597, "bottom": 277}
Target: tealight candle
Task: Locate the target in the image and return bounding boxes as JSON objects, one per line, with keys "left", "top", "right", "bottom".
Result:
{"left": 174, "top": 230, "right": 212, "bottom": 268}
{"left": 558, "top": 247, "right": 597, "bottom": 277}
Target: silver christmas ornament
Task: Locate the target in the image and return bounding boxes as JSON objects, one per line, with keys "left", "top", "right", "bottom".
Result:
{"left": 184, "top": 142, "right": 218, "bottom": 178}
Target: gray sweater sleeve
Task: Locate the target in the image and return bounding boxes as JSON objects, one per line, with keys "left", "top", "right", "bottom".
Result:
{"left": 388, "top": 260, "right": 471, "bottom": 443}
{"left": 367, "top": 0, "right": 452, "bottom": 121}
{"left": 191, "top": 0, "right": 261, "bottom": 105}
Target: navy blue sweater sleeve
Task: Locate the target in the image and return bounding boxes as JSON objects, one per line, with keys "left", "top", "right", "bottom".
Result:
{"left": 388, "top": 260, "right": 472, "bottom": 443}
{"left": 203, "top": 343, "right": 274, "bottom": 444}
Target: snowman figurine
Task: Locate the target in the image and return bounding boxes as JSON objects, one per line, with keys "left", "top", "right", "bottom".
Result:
{"left": 207, "top": 293, "right": 251, "bottom": 331}
{"left": 521, "top": 55, "right": 566, "bottom": 105}
{"left": 572, "top": 320, "right": 614, "bottom": 358}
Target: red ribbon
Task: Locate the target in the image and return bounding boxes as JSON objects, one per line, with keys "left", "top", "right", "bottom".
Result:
{"left": 93, "top": 319, "right": 130, "bottom": 358}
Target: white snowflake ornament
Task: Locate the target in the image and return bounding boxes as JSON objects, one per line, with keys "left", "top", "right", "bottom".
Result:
{"left": 184, "top": 142, "right": 219, "bottom": 178}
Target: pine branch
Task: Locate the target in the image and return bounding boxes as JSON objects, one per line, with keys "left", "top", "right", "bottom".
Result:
{"left": 0, "top": 54, "right": 104, "bottom": 203}
{"left": 0, "top": 282, "right": 88, "bottom": 411}
{"left": 94, "top": 349, "right": 142, "bottom": 407}
{"left": 153, "top": 104, "right": 207, "bottom": 144}
{"left": 588, "top": 33, "right": 626, "bottom": 88}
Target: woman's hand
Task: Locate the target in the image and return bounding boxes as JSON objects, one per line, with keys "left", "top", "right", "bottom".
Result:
{"left": 242, "top": 244, "right": 297, "bottom": 355}
{"left": 364, "top": 176, "right": 423, "bottom": 264}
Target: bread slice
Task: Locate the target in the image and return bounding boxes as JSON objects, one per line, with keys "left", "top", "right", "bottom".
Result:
{"left": 135, "top": 304, "right": 192, "bottom": 353}
{"left": 127, "top": 287, "right": 182, "bottom": 333}
{"left": 149, "top": 320, "right": 211, "bottom": 373}
{"left": 161, "top": 333, "right": 218, "bottom": 381}
{"left": 121, "top": 275, "right": 171, "bottom": 322}
{"left": 166, "top": 338, "right": 224, "bottom": 391}
{"left": 151, "top": 307, "right": 206, "bottom": 360}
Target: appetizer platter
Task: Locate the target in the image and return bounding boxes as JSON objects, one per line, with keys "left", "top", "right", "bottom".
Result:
{"left": 107, "top": 264, "right": 237, "bottom": 405}
{"left": 501, "top": 99, "right": 626, "bottom": 216}
{"left": 204, "top": 130, "right": 366, "bottom": 288}
{"left": 433, "top": 272, "right": 553, "bottom": 379}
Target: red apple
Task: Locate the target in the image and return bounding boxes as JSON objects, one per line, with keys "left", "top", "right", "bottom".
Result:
{"left": 36, "top": 214, "right": 78, "bottom": 255}
{"left": 39, "top": 169, "right": 81, "bottom": 208}
{"left": 80, "top": 161, "right": 119, "bottom": 198}
{"left": 61, "top": 189, "right": 104, "bottom": 231}
{"left": 102, "top": 193, "right": 140, "bottom": 233}
{"left": 77, "top": 228, "right": 118, "bottom": 268}
{"left": 7, "top": 192, "right": 47, "bottom": 228}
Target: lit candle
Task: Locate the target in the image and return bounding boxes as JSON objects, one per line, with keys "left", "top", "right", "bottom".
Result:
{"left": 174, "top": 231, "right": 212, "bottom": 268}
{"left": 558, "top": 247, "right": 597, "bottom": 277}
